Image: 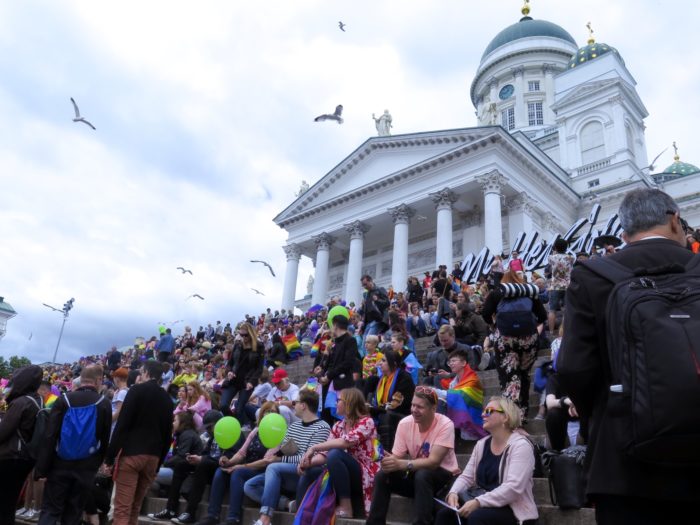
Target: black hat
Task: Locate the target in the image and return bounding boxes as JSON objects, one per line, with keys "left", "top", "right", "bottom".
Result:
{"left": 203, "top": 409, "right": 224, "bottom": 428}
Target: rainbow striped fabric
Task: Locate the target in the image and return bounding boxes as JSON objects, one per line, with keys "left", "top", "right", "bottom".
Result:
{"left": 446, "top": 367, "right": 488, "bottom": 440}
{"left": 292, "top": 469, "right": 336, "bottom": 525}
{"left": 309, "top": 333, "right": 330, "bottom": 358}
{"left": 282, "top": 333, "right": 303, "bottom": 360}
{"left": 44, "top": 393, "right": 58, "bottom": 408}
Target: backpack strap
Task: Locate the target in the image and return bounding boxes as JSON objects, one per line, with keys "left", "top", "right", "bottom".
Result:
{"left": 63, "top": 393, "right": 71, "bottom": 408}
{"left": 580, "top": 257, "right": 634, "bottom": 284}
{"left": 24, "top": 395, "right": 43, "bottom": 410}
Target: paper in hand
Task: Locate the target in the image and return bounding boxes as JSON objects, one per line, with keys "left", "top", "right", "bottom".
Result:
{"left": 433, "top": 498, "right": 461, "bottom": 524}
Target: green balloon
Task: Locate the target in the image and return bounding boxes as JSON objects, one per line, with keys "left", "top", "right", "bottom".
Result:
{"left": 214, "top": 416, "right": 241, "bottom": 450}
{"left": 327, "top": 305, "right": 349, "bottom": 328}
{"left": 258, "top": 413, "right": 288, "bottom": 448}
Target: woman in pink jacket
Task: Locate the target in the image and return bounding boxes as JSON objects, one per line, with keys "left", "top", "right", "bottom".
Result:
{"left": 436, "top": 396, "right": 538, "bottom": 525}
{"left": 174, "top": 381, "right": 212, "bottom": 430}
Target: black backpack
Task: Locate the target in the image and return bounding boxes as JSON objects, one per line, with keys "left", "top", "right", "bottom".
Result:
{"left": 582, "top": 256, "right": 700, "bottom": 467}
{"left": 17, "top": 395, "right": 49, "bottom": 461}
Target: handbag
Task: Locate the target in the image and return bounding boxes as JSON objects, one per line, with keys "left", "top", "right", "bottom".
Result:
{"left": 543, "top": 446, "right": 587, "bottom": 509}
{"left": 457, "top": 486, "right": 487, "bottom": 504}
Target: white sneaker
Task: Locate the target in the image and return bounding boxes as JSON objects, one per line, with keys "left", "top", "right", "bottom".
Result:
{"left": 15, "top": 508, "right": 27, "bottom": 517}
{"left": 288, "top": 500, "right": 297, "bottom": 513}
{"left": 24, "top": 509, "right": 39, "bottom": 521}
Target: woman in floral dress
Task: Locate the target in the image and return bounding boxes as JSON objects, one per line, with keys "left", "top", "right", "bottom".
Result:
{"left": 300, "top": 387, "right": 380, "bottom": 518}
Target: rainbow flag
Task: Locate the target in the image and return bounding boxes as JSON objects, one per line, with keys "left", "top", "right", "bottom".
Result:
{"left": 292, "top": 470, "right": 336, "bottom": 525}
{"left": 44, "top": 393, "right": 58, "bottom": 408}
{"left": 282, "top": 333, "right": 303, "bottom": 360}
{"left": 309, "top": 333, "right": 330, "bottom": 358}
{"left": 371, "top": 437, "right": 384, "bottom": 461}
{"left": 446, "top": 367, "right": 488, "bottom": 441}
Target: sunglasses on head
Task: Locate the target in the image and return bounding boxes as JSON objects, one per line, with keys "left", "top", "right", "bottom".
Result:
{"left": 482, "top": 407, "right": 505, "bottom": 416}
{"left": 414, "top": 385, "right": 438, "bottom": 403}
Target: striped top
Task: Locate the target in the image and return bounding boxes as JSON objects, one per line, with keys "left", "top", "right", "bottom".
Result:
{"left": 280, "top": 418, "right": 331, "bottom": 464}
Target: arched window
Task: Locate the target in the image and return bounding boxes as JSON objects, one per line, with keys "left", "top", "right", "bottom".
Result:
{"left": 580, "top": 121, "right": 605, "bottom": 164}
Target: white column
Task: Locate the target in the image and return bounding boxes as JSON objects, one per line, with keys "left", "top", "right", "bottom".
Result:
{"left": 610, "top": 95, "right": 627, "bottom": 156}
{"left": 542, "top": 64, "right": 556, "bottom": 125}
{"left": 344, "top": 220, "right": 369, "bottom": 306}
{"left": 477, "top": 171, "right": 508, "bottom": 255}
{"left": 430, "top": 188, "right": 457, "bottom": 268}
{"left": 311, "top": 233, "right": 334, "bottom": 305}
{"left": 461, "top": 206, "right": 483, "bottom": 257}
{"left": 281, "top": 244, "right": 301, "bottom": 311}
{"left": 388, "top": 204, "right": 414, "bottom": 292}
{"left": 512, "top": 66, "right": 526, "bottom": 128}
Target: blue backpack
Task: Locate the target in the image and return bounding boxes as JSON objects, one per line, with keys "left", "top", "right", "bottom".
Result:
{"left": 56, "top": 394, "right": 104, "bottom": 461}
{"left": 496, "top": 297, "right": 537, "bottom": 337}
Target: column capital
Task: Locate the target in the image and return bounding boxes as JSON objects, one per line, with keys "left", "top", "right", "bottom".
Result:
{"left": 505, "top": 192, "right": 537, "bottom": 215}
{"left": 542, "top": 212, "right": 562, "bottom": 233}
{"left": 344, "top": 220, "right": 370, "bottom": 240}
{"left": 477, "top": 170, "right": 508, "bottom": 194}
{"left": 388, "top": 203, "right": 415, "bottom": 225}
{"left": 312, "top": 232, "right": 335, "bottom": 251}
{"left": 282, "top": 243, "right": 301, "bottom": 261}
{"left": 542, "top": 63, "right": 557, "bottom": 75}
{"left": 460, "top": 205, "right": 482, "bottom": 228}
{"left": 487, "top": 77, "right": 498, "bottom": 90}
{"left": 429, "top": 187, "right": 458, "bottom": 210}
{"left": 511, "top": 65, "right": 525, "bottom": 78}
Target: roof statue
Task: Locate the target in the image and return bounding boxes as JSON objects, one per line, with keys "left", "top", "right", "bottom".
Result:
{"left": 372, "top": 110, "right": 393, "bottom": 136}
{"left": 295, "top": 180, "right": 310, "bottom": 198}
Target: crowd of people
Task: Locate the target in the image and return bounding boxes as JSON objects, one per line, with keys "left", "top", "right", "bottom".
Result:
{"left": 1, "top": 188, "right": 698, "bottom": 525}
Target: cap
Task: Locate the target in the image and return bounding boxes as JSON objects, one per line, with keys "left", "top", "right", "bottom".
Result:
{"left": 271, "top": 368, "right": 288, "bottom": 384}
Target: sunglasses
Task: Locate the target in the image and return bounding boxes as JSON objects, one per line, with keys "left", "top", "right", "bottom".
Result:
{"left": 666, "top": 210, "right": 692, "bottom": 235}
{"left": 482, "top": 407, "right": 505, "bottom": 416}
{"left": 414, "top": 385, "right": 438, "bottom": 403}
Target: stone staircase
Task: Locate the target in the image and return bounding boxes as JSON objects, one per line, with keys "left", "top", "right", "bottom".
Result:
{"left": 129, "top": 337, "right": 595, "bottom": 525}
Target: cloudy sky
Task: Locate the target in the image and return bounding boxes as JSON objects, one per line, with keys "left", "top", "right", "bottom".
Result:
{"left": 1, "top": 0, "right": 698, "bottom": 364}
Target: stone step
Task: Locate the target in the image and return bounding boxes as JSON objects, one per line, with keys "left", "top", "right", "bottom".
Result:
{"left": 138, "top": 494, "right": 594, "bottom": 525}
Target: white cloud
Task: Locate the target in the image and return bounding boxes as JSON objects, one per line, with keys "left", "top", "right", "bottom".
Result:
{"left": 1, "top": 0, "right": 698, "bottom": 362}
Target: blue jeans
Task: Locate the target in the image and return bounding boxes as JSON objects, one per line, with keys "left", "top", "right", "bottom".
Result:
{"left": 208, "top": 467, "right": 259, "bottom": 520}
{"left": 244, "top": 462, "right": 299, "bottom": 517}
{"left": 326, "top": 449, "right": 362, "bottom": 502}
{"left": 219, "top": 386, "right": 239, "bottom": 416}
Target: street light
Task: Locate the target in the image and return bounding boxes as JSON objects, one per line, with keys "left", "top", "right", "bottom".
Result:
{"left": 43, "top": 298, "right": 75, "bottom": 363}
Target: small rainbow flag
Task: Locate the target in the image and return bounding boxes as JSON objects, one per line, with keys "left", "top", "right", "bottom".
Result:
{"left": 371, "top": 437, "right": 384, "bottom": 461}
{"left": 309, "top": 333, "right": 330, "bottom": 358}
{"left": 44, "top": 393, "right": 58, "bottom": 408}
{"left": 446, "top": 367, "right": 488, "bottom": 441}
{"left": 282, "top": 333, "right": 303, "bottom": 360}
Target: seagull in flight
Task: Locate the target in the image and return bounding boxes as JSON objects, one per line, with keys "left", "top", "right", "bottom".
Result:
{"left": 187, "top": 294, "right": 205, "bottom": 300}
{"left": 250, "top": 259, "right": 276, "bottom": 277}
{"left": 70, "top": 97, "right": 96, "bottom": 130}
{"left": 641, "top": 146, "right": 669, "bottom": 172}
{"left": 338, "top": 21, "right": 346, "bottom": 32}
{"left": 251, "top": 288, "right": 265, "bottom": 296}
{"left": 176, "top": 266, "right": 193, "bottom": 275}
{"left": 314, "top": 105, "right": 344, "bottom": 124}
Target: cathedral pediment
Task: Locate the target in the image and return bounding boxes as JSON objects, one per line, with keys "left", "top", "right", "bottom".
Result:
{"left": 274, "top": 127, "right": 501, "bottom": 226}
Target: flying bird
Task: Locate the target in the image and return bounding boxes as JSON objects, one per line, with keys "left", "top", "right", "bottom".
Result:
{"left": 176, "top": 267, "right": 193, "bottom": 275}
{"left": 251, "top": 288, "right": 265, "bottom": 296}
{"left": 338, "top": 21, "right": 346, "bottom": 32}
{"left": 70, "top": 97, "right": 96, "bottom": 130}
{"left": 314, "top": 105, "right": 344, "bottom": 124}
{"left": 641, "top": 146, "right": 669, "bottom": 172}
{"left": 28, "top": 332, "right": 32, "bottom": 341}
{"left": 187, "top": 294, "right": 205, "bottom": 300}
{"left": 250, "top": 259, "right": 276, "bottom": 277}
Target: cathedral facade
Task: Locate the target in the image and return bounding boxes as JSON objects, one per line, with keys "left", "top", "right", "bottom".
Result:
{"left": 274, "top": 7, "right": 700, "bottom": 311}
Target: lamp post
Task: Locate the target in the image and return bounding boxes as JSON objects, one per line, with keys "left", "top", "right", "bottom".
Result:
{"left": 43, "top": 298, "right": 75, "bottom": 363}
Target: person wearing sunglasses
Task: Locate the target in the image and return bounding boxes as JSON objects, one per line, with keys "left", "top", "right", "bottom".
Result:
{"left": 437, "top": 397, "right": 538, "bottom": 525}
{"left": 366, "top": 386, "right": 460, "bottom": 525}
{"left": 220, "top": 323, "right": 264, "bottom": 424}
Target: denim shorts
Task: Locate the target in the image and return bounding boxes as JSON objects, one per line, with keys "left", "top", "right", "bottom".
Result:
{"left": 549, "top": 289, "right": 566, "bottom": 311}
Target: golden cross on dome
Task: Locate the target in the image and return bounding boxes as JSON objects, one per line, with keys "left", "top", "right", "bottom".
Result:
{"left": 586, "top": 22, "right": 595, "bottom": 44}
{"left": 522, "top": 0, "right": 530, "bottom": 17}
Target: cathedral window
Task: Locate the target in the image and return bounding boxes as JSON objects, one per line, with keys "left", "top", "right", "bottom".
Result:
{"left": 580, "top": 121, "right": 606, "bottom": 164}
{"left": 501, "top": 107, "right": 515, "bottom": 131}
{"left": 528, "top": 102, "right": 543, "bottom": 126}
{"left": 528, "top": 80, "right": 540, "bottom": 92}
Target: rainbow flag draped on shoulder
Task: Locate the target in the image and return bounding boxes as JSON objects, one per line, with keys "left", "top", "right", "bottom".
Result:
{"left": 446, "top": 367, "right": 488, "bottom": 440}
{"left": 282, "top": 332, "right": 303, "bottom": 360}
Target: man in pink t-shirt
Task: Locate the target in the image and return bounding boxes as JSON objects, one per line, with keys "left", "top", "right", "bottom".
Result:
{"left": 366, "top": 387, "right": 459, "bottom": 525}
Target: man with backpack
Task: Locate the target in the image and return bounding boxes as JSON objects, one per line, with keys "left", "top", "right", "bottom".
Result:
{"left": 35, "top": 364, "right": 112, "bottom": 525}
{"left": 558, "top": 189, "right": 700, "bottom": 524}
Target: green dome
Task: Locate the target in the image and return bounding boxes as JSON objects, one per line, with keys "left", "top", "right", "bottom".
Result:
{"left": 482, "top": 17, "right": 577, "bottom": 59}
{"left": 568, "top": 42, "right": 622, "bottom": 69}
{"left": 661, "top": 160, "right": 700, "bottom": 178}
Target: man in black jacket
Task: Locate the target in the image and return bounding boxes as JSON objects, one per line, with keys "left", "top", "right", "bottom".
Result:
{"left": 359, "top": 274, "right": 390, "bottom": 342}
{"left": 320, "top": 315, "right": 359, "bottom": 424}
{"left": 106, "top": 360, "right": 173, "bottom": 525}
{"left": 558, "top": 189, "right": 699, "bottom": 524}
{"left": 36, "top": 365, "right": 112, "bottom": 525}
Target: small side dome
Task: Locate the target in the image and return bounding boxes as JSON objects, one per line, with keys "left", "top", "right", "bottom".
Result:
{"left": 568, "top": 42, "right": 622, "bottom": 69}
{"left": 654, "top": 142, "right": 700, "bottom": 183}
